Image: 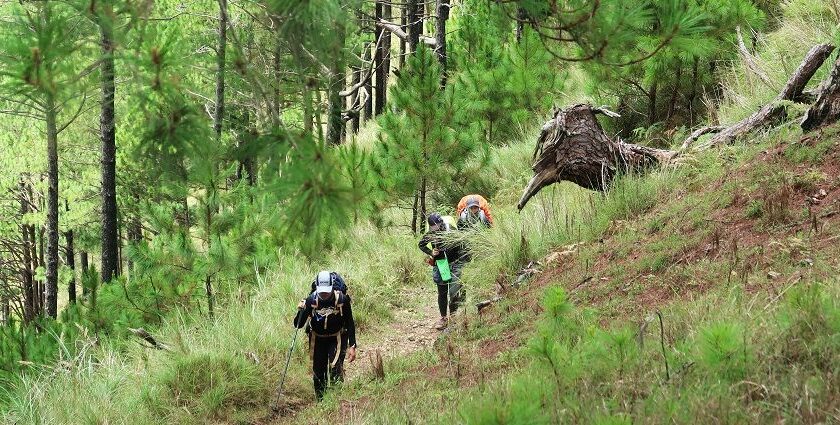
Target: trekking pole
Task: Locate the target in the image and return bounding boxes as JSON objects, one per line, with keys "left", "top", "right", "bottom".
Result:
{"left": 274, "top": 315, "right": 303, "bottom": 406}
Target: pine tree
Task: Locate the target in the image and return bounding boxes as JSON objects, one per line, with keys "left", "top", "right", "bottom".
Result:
{"left": 0, "top": 1, "right": 89, "bottom": 319}
{"left": 374, "top": 45, "right": 480, "bottom": 232}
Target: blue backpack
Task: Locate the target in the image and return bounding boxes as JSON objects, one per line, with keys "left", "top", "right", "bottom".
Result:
{"left": 309, "top": 271, "right": 349, "bottom": 295}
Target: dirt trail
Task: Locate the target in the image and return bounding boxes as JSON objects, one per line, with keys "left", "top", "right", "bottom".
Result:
{"left": 347, "top": 286, "right": 440, "bottom": 380}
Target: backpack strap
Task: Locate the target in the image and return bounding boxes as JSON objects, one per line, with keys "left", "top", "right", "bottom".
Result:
{"left": 335, "top": 291, "right": 344, "bottom": 317}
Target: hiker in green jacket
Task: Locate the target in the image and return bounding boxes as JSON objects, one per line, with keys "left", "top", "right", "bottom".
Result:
{"left": 418, "top": 212, "right": 465, "bottom": 330}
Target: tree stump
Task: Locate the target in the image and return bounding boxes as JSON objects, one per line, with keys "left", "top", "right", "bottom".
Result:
{"left": 517, "top": 104, "right": 677, "bottom": 210}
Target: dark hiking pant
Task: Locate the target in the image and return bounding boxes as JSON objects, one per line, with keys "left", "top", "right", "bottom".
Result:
{"left": 433, "top": 262, "right": 464, "bottom": 317}
{"left": 312, "top": 331, "right": 348, "bottom": 400}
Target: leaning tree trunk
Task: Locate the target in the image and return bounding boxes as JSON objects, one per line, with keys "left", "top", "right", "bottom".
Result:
{"left": 518, "top": 104, "right": 677, "bottom": 210}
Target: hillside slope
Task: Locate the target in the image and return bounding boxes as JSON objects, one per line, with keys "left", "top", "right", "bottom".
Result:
{"left": 277, "top": 123, "right": 840, "bottom": 424}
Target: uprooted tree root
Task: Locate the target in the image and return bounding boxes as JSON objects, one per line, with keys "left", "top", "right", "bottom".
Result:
{"left": 518, "top": 42, "right": 840, "bottom": 210}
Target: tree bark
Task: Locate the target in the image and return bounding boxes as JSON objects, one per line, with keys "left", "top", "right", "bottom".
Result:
{"left": 381, "top": 1, "right": 392, "bottom": 112}
{"left": 435, "top": 0, "right": 449, "bottom": 86}
{"left": 65, "top": 201, "right": 76, "bottom": 305}
{"left": 374, "top": 1, "right": 386, "bottom": 115}
{"left": 420, "top": 177, "right": 427, "bottom": 234}
{"left": 407, "top": 0, "right": 421, "bottom": 54}
{"left": 37, "top": 224, "right": 44, "bottom": 315}
{"left": 350, "top": 66, "right": 361, "bottom": 133}
{"left": 214, "top": 0, "right": 227, "bottom": 140}
{"left": 411, "top": 190, "right": 419, "bottom": 235}
{"left": 399, "top": 7, "right": 406, "bottom": 69}
{"left": 518, "top": 104, "right": 678, "bottom": 210}
{"left": 802, "top": 54, "right": 840, "bottom": 132}
{"left": 100, "top": 8, "right": 120, "bottom": 285}
{"left": 80, "top": 251, "right": 89, "bottom": 296}
{"left": 363, "top": 45, "right": 373, "bottom": 122}
{"left": 45, "top": 93, "right": 59, "bottom": 319}
{"left": 19, "top": 179, "right": 34, "bottom": 323}
{"left": 326, "top": 16, "right": 346, "bottom": 145}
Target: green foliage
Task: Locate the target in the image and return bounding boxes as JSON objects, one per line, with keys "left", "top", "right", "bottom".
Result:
{"left": 697, "top": 322, "right": 750, "bottom": 381}
{"left": 374, "top": 45, "right": 483, "bottom": 216}
{"left": 583, "top": 0, "right": 765, "bottom": 135}
{"left": 452, "top": 2, "right": 564, "bottom": 144}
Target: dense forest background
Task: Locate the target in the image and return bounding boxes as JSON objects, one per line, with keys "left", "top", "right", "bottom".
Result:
{"left": 0, "top": 0, "right": 837, "bottom": 423}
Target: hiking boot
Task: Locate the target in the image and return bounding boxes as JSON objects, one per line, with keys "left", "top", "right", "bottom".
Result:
{"left": 433, "top": 317, "right": 448, "bottom": 330}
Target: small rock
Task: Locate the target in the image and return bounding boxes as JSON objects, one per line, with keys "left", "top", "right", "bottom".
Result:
{"left": 767, "top": 271, "right": 781, "bottom": 279}
{"left": 408, "top": 336, "right": 416, "bottom": 342}
{"left": 800, "top": 258, "right": 814, "bottom": 267}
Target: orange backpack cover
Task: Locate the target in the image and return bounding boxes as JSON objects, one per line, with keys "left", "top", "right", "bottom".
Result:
{"left": 456, "top": 195, "right": 494, "bottom": 225}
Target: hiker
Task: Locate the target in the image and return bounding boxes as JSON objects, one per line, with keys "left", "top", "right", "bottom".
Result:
{"left": 457, "top": 195, "right": 492, "bottom": 229}
{"left": 418, "top": 212, "right": 465, "bottom": 330}
{"left": 294, "top": 271, "right": 357, "bottom": 400}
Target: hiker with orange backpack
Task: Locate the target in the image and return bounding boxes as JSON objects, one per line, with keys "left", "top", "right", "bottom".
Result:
{"left": 418, "top": 213, "right": 465, "bottom": 330}
{"left": 294, "top": 271, "right": 357, "bottom": 400}
{"left": 457, "top": 195, "right": 492, "bottom": 230}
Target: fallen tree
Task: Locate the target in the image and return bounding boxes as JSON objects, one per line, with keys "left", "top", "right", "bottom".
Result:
{"left": 518, "top": 43, "right": 837, "bottom": 210}
{"left": 687, "top": 43, "right": 834, "bottom": 149}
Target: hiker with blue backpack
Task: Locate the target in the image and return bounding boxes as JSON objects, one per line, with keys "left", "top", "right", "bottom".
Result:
{"left": 419, "top": 213, "right": 466, "bottom": 330}
{"left": 294, "top": 271, "right": 357, "bottom": 400}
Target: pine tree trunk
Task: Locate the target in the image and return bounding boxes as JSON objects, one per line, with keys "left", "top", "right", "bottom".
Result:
{"left": 1, "top": 297, "right": 8, "bottom": 326}
{"left": 381, "top": 1, "right": 392, "bottom": 111}
{"left": 374, "top": 1, "right": 389, "bottom": 115}
{"left": 304, "top": 86, "right": 314, "bottom": 135}
{"left": 326, "top": 18, "right": 345, "bottom": 145}
{"left": 399, "top": 8, "right": 406, "bottom": 69}
{"left": 688, "top": 58, "right": 699, "bottom": 125}
{"left": 100, "top": 10, "right": 120, "bottom": 285}
{"left": 420, "top": 177, "right": 427, "bottom": 234}
{"left": 65, "top": 201, "right": 76, "bottom": 305}
{"left": 407, "top": 0, "right": 420, "bottom": 54}
{"left": 80, "top": 251, "right": 89, "bottom": 296}
{"left": 19, "top": 179, "right": 35, "bottom": 323}
{"left": 350, "top": 66, "right": 361, "bottom": 133}
{"left": 363, "top": 45, "right": 373, "bottom": 121}
{"left": 127, "top": 194, "right": 142, "bottom": 274}
{"left": 204, "top": 203, "right": 214, "bottom": 320}
{"left": 45, "top": 93, "right": 60, "bottom": 319}
{"left": 37, "top": 224, "right": 44, "bottom": 316}
{"left": 435, "top": 0, "right": 449, "bottom": 86}
{"left": 411, "top": 190, "right": 419, "bottom": 235}
{"left": 215, "top": 0, "right": 227, "bottom": 140}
